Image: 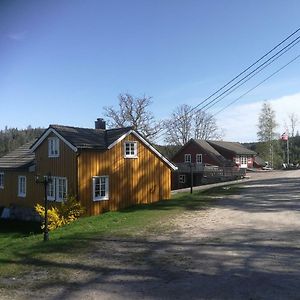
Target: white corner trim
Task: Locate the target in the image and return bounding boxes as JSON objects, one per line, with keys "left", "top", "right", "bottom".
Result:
{"left": 30, "top": 128, "right": 78, "bottom": 153}
{"left": 108, "top": 130, "right": 177, "bottom": 170}
{"left": 107, "top": 130, "right": 132, "bottom": 150}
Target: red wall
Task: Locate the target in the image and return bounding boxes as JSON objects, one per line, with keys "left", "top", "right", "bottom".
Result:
{"left": 172, "top": 141, "right": 222, "bottom": 166}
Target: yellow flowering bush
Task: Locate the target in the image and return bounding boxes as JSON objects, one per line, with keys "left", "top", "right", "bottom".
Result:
{"left": 35, "top": 195, "right": 85, "bottom": 231}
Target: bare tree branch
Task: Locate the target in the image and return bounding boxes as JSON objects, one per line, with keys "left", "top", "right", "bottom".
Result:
{"left": 103, "top": 93, "right": 162, "bottom": 140}
{"left": 164, "top": 104, "right": 223, "bottom": 145}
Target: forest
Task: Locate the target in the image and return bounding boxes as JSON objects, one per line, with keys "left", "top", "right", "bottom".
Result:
{"left": 0, "top": 126, "right": 44, "bottom": 158}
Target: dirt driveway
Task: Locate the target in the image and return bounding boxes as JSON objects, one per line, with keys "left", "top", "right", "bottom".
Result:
{"left": 6, "top": 170, "right": 300, "bottom": 300}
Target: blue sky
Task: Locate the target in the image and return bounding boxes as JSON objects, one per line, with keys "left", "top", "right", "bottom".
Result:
{"left": 1, "top": 0, "right": 300, "bottom": 142}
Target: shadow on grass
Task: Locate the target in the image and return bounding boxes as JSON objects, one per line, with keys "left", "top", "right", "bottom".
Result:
{"left": 1, "top": 227, "right": 299, "bottom": 300}
{"left": 0, "top": 220, "right": 42, "bottom": 237}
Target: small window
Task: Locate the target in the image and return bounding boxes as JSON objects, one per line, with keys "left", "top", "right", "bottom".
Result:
{"left": 48, "top": 137, "right": 60, "bottom": 157}
{"left": 196, "top": 154, "right": 202, "bottom": 164}
{"left": 179, "top": 174, "right": 186, "bottom": 183}
{"left": 18, "top": 176, "right": 26, "bottom": 197}
{"left": 46, "top": 177, "right": 67, "bottom": 202}
{"left": 47, "top": 179, "right": 55, "bottom": 201}
{"left": 184, "top": 154, "right": 191, "bottom": 163}
{"left": 57, "top": 177, "right": 67, "bottom": 200}
{"left": 124, "top": 141, "right": 138, "bottom": 158}
{"left": 93, "top": 176, "right": 109, "bottom": 201}
{"left": 0, "top": 172, "right": 4, "bottom": 189}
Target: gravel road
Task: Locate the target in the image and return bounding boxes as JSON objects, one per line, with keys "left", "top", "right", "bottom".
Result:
{"left": 4, "top": 170, "right": 300, "bottom": 300}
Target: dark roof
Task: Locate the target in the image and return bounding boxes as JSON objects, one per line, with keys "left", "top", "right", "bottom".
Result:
{"left": 31, "top": 125, "right": 133, "bottom": 150}
{"left": 193, "top": 140, "right": 228, "bottom": 165}
{"left": 0, "top": 140, "right": 35, "bottom": 169}
{"left": 207, "top": 140, "right": 257, "bottom": 155}
{"left": 254, "top": 155, "right": 267, "bottom": 167}
{"left": 28, "top": 124, "right": 177, "bottom": 170}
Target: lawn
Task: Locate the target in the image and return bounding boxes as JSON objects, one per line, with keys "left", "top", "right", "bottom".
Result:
{"left": 0, "top": 186, "right": 239, "bottom": 279}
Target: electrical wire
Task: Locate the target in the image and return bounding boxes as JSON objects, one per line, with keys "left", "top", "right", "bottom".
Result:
{"left": 153, "top": 29, "right": 300, "bottom": 143}
{"left": 211, "top": 53, "right": 300, "bottom": 117}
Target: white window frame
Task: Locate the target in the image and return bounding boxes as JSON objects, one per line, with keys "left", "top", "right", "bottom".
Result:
{"left": 48, "top": 137, "right": 60, "bottom": 157}
{"left": 184, "top": 154, "right": 191, "bottom": 163}
{"left": 240, "top": 155, "right": 247, "bottom": 167}
{"left": 124, "top": 141, "right": 138, "bottom": 158}
{"left": 18, "top": 176, "right": 26, "bottom": 197}
{"left": 196, "top": 154, "right": 202, "bottom": 164}
{"left": 47, "top": 177, "right": 67, "bottom": 202}
{"left": 179, "top": 174, "right": 186, "bottom": 183}
{"left": 0, "top": 172, "right": 4, "bottom": 189}
{"left": 93, "top": 176, "right": 109, "bottom": 201}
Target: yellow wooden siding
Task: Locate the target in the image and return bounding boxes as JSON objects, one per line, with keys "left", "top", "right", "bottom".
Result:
{"left": 0, "top": 170, "right": 39, "bottom": 208}
{"left": 78, "top": 134, "right": 171, "bottom": 215}
{"left": 35, "top": 133, "right": 78, "bottom": 198}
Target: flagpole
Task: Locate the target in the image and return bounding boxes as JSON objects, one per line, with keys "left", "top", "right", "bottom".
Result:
{"left": 287, "top": 138, "right": 290, "bottom": 165}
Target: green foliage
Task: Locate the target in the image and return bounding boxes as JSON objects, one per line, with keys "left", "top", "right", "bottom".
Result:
{"left": 0, "top": 126, "right": 44, "bottom": 157}
{"left": 35, "top": 195, "right": 85, "bottom": 231}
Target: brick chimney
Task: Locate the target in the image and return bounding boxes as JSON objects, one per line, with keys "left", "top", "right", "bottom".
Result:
{"left": 95, "top": 118, "right": 106, "bottom": 130}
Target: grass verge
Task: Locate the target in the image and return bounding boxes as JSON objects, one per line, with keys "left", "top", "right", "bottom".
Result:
{"left": 0, "top": 185, "right": 240, "bottom": 279}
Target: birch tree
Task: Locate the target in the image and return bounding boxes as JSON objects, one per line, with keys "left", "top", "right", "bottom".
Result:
{"left": 257, "top": 101, "right": 278, "bottom": 167}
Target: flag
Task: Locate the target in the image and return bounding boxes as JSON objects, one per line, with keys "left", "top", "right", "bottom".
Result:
{"left": 281, "top": 132, "right": 288, "bottom": 141}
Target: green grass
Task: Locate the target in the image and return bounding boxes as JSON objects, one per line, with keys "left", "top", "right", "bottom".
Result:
{"left": 0, "top": 185, "right": 240, "bottom": 278}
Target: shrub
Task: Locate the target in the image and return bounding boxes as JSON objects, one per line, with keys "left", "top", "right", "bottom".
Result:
{"left": 35, "top": 195, "right": 85, "bottom": 231}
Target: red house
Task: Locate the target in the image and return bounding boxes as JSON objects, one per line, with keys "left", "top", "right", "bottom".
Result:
{"left": 207, "top": 141, "right": 256, "bottom": 169}
{"left": 171, "top": 139, "right": 256, "bottom": 190}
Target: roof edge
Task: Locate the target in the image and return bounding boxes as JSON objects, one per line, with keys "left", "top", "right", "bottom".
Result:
{"left": 30, "top": 127, "right": 78, "bottom": 153}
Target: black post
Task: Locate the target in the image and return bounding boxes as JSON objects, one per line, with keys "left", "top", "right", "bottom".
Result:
{"left": 190, "top": 163, "right": 193, "bottom": 194}
{"left": 43, "top": 179, "right": 49, "bottom": 242}
{"left": 36, "top": 174, "right": 51, "bottom": 242}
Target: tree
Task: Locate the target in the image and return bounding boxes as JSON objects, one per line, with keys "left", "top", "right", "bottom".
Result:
{"left": 288, "top": 113, "right": 298, "bottom": 138}
{"left": 257, "top": 102, "right": 279, "bottom": 167}
{"left": 103, "top": 93, "right": 161, "bottom": 140}
{"left": 164, "top": 104, "right": 222, "bottom": 145}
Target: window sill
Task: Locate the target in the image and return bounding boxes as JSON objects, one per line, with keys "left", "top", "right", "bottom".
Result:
{"left": 124, "top": 156, "right": 138, "bottom": 159}
{"left": 18, "top": 194, "right": 26, "bottom": 198}
{"left": 93, "top": 197, "right": 109, "bottom": 202}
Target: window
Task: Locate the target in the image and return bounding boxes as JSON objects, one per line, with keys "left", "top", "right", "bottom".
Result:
{"left": 47, "top": 177, "right": 67, "bottom": 202}
{"left": 93, "top": 176, "right": 109, "bottom": 201}
{"left": 179, "top": 174, "right": 186, "bottom": 183}
{"left": 124, "top": 141, "right": 137, "bottom": 158}
{"left": 0, "top": 172, "right": 4, "bottom": 189}
{"left": 48, "top": 137, "right": 60, "bottom": 157}
{"left": 184, "top": 154, "right": 191, "bottom": 163}
{"left": 240, "top": 156, "right": 247, "bottom": 165}
{"left": 18, "top": 176, "right": 26, "bottom": 197}
{"left": 196, "top": 154, "right": 202, "bottom": 164}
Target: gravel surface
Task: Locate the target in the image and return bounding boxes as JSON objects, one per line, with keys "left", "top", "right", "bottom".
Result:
{"left": 2, "top": 170, "right": 300, "bottom": 300}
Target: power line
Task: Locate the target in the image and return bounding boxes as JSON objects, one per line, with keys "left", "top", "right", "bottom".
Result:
{"left": 153, "top": 28, "right": 300, "bottom": 143}
{"left": 211, "top": 53, "right": 300, "bottom": 117}
{"left": 202, "top": 38, "right": 300, "bottom": 112}
{"left": 185, "top": 27, "right": 300, "bottom": 115}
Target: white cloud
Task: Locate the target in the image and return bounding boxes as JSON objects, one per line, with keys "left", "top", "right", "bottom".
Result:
{"left": 7, "top": 31, "right": 27, "bottom": 41}
{"left": 217, "top": 92, "right": 300, "bottom": 142}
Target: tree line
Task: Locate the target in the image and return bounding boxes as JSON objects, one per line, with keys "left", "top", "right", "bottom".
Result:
{"left": 0, "top": 126, "right": 44, "bottom": 158}
{"left": 2, "top": 93, "right": 300, "bottom": 169}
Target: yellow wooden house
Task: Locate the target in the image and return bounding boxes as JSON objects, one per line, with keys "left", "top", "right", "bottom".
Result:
{"left": 0, "top": 120, "right": 176, "bottom": 218}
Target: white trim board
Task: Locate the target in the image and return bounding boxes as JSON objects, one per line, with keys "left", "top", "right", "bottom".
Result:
{"left": 30, "top": 127, "right": 78, "bottom": 153}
